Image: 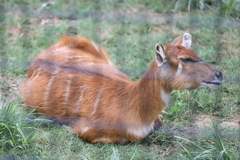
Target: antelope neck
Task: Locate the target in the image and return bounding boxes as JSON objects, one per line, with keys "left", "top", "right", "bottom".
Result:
{"left": 126, "top": 66, "right": 172, "bottom": 122}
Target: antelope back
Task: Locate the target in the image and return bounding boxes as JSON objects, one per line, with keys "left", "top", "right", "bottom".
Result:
{"left": 37, "top": 35, "right": 112, "bottom": 65}
{"left": 27, "top": 36, "right": 115, "bottom": 78}
{"left": 28, "top": 35, "right": 130, "bottom": 80}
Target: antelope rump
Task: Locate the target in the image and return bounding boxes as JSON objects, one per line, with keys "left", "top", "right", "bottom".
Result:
{"left": 20, "top": 33, "right": 222, "bottom": 143}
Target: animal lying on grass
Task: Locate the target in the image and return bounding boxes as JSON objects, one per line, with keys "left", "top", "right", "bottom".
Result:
{"left": 20, "top": 33, "right": 222, "bottom": 143}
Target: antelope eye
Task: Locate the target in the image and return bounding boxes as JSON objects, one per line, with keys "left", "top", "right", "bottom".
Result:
{"left": 180, "top": 58, "right": 194, "bottom": 63}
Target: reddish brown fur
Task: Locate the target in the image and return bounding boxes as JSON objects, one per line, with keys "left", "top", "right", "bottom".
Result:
{"left": 20, "top": 34, "right": 222, "bottom": 143}
{"left": 36, "top": 36, "right": 110, "bottom": 64}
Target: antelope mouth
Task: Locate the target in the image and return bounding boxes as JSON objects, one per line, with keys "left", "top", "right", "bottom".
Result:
{"left": 203, "top": 81, "right": 221, "bottom": 86}
{"left": 201, "top": 80, "right": 221, "bottom": 87}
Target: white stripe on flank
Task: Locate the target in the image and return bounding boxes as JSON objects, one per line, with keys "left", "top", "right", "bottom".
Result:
{"left": 90, "top": 88, "right": 103, "bottom": 116}
{"left": 68, "top": 56, "right": 93, "bottom": 62}
{"left": 62, "top": 75, "right": 74, "bottom": 106}
{"left": 74, "top": 84, "right": 86, "bottom": 113}
{"left": 51, "top": 44, "right": 75, "bottom": 55}
{"left": 175, "top": 63, "right": 182, "bottom": 77}
{"left": 26, "top": 68, "right": 41, "bottom": 84}
{"left": 24, "top": 68, "right": 41, "bottom": 98}
{"left": 68, "top": 55, "right": 89, "bottom": 59}
{"left": 42, "top": 68, "right": 59, "bottom": 105}
{"left": 52, "top": 45, "right": 70, "bottom": 55}
{"left": 31, "top": 68, "right": 41, "bottom": 79}
{"left": 69, "top": 56, "right": 84, "bottom": 59}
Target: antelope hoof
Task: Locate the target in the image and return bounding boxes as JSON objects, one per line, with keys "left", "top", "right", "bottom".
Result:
{"left": 153, "top": 116, "right": 163, "bottom": 131}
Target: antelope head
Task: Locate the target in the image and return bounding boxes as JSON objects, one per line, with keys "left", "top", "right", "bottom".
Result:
{"left": 155, "top": 33, "right": 222, "bottom": 90}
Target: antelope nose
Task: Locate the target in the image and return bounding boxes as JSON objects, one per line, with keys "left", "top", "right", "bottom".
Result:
{"left": 215, "top": 71, "right": 222, "bottom": 81}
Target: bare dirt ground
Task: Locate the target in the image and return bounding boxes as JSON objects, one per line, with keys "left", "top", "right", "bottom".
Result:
{"left": 0, "top": 75, "right": 24, "bottom": 101}
{"left": 193, "top": 113, "right": 240, "bottom": 128}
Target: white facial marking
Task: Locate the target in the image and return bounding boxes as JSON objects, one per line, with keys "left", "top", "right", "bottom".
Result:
{"left": 91, "top": 41, "right": 99, "bottom": 52}
{"left": 181, "top": 33, "right": 192, "bottom": 49}
{"left": 175, "top": 63, "right": 182, "bottom": 77}
{"left": 160, "top": 89, "right": 171, "bottom": 105}
{"left": 90, "top": 88, "right": 103, "bottom": 116}
{"left": 128, "top": 122, "right": 154, "bottom": 138}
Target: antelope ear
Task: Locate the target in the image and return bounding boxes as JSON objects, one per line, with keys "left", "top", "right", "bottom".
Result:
{"left": 172, "top": 33, "right": 192, "bottom": 49}
{"left": 155, "top": 43, "right": 166, "bottom": 66}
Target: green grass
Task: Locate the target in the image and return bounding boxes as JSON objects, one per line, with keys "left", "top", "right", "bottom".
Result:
{"left": 0, "top": 97, "right": 38, "bottom": 154}
{"left": 1, "top": 0, "right": 240, "bottom": 159}
{"left": 175, "top": 121, "right": 240, "bottom": 160}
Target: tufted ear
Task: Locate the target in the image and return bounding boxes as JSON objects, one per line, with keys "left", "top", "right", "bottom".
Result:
{"left": 172, "top": 33, "right": 192, "bottom": 49}
{"left": 155, "top": 43, "right": 166, "bottom": 66}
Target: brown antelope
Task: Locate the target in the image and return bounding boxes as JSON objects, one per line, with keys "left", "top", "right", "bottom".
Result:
{"left": 20, "top": 33, "right": 222, "bottom": 143}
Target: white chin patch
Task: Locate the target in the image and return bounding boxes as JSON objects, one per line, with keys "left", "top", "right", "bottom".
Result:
{"left": 175, "top": 63, "right": 182, "bottom": 77}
